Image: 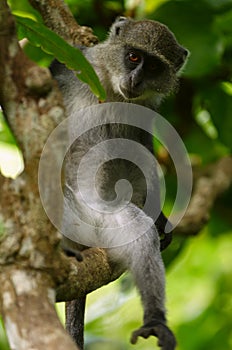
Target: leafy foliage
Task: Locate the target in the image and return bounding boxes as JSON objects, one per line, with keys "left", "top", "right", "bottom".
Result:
{"left": 15, "top": 16, "right": 106, "bottom": 100}
{"left": 149, "top": 0, "right": 232, "bottom": 154}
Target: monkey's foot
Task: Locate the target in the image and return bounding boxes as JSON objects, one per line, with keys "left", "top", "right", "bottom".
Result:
{"left": 130, "top": 321, "right": 176, "bottom": 350}
{"left": 62, "top": 247, "right": 83, "bottom": 262}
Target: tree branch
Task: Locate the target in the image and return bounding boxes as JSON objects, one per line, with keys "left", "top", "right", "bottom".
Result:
{"left": 174, "top": 156, "right": 232, "bottom": 236}
{"left": 0, "top": 4, "right": 122, "bottom": 348}
{"left": 0, "top": 268, "right": 78, "bottom": 350}
{"left": 56, "top": 248, "right": 123, "bottom": 302}
{"left": 29, "top": 0, "right": 98, "bottom": 46}
{"left": 0, "top": 2, "right": 64, "bottom": 165}
{"left": 0, "top": 2, "right": 81, "bottom": 349}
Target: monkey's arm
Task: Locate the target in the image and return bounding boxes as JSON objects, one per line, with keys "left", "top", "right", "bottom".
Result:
{"left": 109, "top": 217, "right": 176, "bottom": 350}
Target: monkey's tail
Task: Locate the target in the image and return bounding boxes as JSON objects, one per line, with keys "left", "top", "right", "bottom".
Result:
{"left": 65, "top": 296, "right": 86, "bottom": 350}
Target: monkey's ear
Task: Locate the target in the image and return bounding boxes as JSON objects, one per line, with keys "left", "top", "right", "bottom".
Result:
{"left": 110, "top": 16, "right": 130, "bottom": 37}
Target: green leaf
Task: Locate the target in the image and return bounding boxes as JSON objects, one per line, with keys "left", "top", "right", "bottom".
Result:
{"left": 0, "top": 111, "right": 17, "bottom": 145}
{"left": 14, "top": 15, "right": 106, "bottom": 100}
{"left": 8, "top": 0, "right": 42, "bottom": 22}
{"left": 215, "top": 9, "right": 232, "bottom": 34}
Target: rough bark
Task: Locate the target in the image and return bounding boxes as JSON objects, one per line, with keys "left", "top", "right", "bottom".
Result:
{"left": 174, "top": 156, "right": 232, "bottom": 236}
{"left": 0, "top": 3, "right": 122, "bottom": 348}
{"left": 56, "top": 248, "right": 123, "bottom": 301}
{"left": 29, "top": 0, "right": 98, "bottom": 46}
{"left": 0, "top": 1, "right": 78, "bottom": 349}
{"left": 0, "top": 268, "right": 78, "bottom": 350}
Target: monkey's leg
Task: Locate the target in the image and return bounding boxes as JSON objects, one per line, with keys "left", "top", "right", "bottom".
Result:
{"left": 65, "top": 297, "right": 86, "bottom": 350}
{"left": 118, "top": 227, "right": 176, "bottom": 350}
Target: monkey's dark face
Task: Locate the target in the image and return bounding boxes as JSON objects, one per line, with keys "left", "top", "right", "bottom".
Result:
{"left": 116, "top": 46, "right": 186, "bottom": 101}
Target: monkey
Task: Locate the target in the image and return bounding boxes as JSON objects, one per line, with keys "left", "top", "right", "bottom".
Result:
{"left": 50, "top": 17, "right": 188, "bottom": 350}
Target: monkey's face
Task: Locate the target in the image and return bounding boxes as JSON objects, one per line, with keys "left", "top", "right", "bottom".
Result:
{"left": 106, "top": 17, "right": 188, "bottom": 104}
{"left": 111, "top": 45, "right": 187, "bottom": 102}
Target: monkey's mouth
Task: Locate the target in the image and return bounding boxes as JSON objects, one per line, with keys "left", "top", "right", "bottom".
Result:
{"left": 119, "top": 85, "right": 142, "bottom": 100}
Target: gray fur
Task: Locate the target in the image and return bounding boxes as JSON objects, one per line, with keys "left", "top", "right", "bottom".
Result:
{"left": 51, "top": 17, "right": 188, "bottom": 350}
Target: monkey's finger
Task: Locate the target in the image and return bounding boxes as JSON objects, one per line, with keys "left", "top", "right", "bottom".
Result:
{"left": 130, "top": 324, "right": 176, "bottom": 350}
{"left": 130, "top": 327, "right": 158, "bottom": 344}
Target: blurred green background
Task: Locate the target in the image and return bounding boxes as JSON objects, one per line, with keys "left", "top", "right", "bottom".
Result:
{"left": 1, "top": 0, "right": 232, "bottom": 349}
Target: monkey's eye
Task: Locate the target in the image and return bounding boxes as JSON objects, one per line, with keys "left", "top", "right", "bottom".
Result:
{"left": 128, "top": 52, "right": 141, "bottom": 63}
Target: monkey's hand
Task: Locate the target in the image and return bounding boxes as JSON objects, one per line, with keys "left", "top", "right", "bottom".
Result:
{"left": 160, "top": 232, "right": 172, "bottom": 251}
{"left": 155, "top": 212, "right": 173, "bottom": 252}
{"left": 130, "top": 320, "right": 176, "bottom": 350}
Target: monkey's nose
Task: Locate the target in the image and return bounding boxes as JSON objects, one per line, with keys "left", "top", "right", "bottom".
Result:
{"left": 175, "top": 48, "right": 189, "bottom": 71}
{"left": 130, "top": 71, "right": 143, "bottom": 89}
{"left": 183, "top": 49, "right": 189, "bottom": 58}
{"left": 180, "top": 48, "right": 189, "bottom": 63}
